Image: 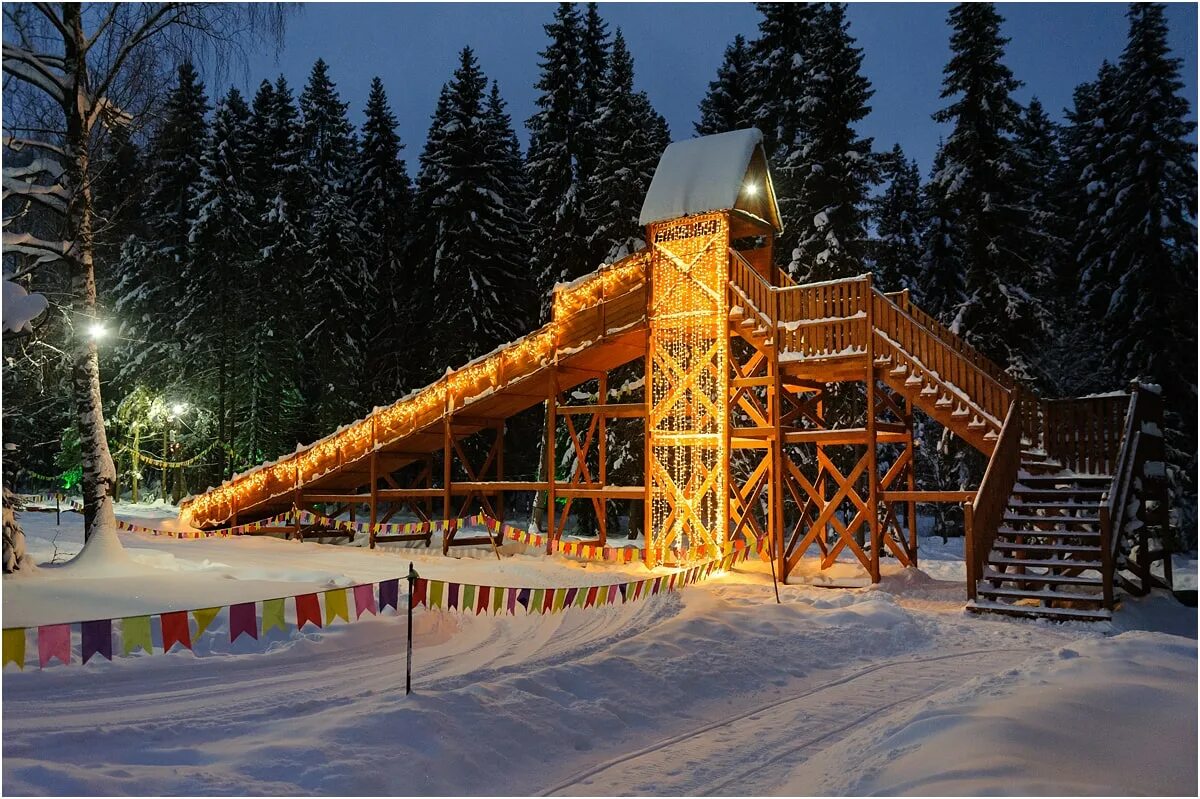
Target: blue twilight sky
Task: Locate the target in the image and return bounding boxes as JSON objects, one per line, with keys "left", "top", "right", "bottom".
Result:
{"left": 229, "top": 2, "right": 1198, "bottom": 176}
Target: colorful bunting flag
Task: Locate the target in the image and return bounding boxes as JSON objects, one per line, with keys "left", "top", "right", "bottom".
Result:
{"left": 551, "top": 588, "right": 565, "bottom": 613}
{"left": 531, "top": 588, "right": 545, "bottom": 615}
{"left": 584, "top": 586, "right": 598, "bottom": 608}
{"left": 161, "top": 611, "right": 192, "bottom": 652}
{"left": 192, "top": 607, "right": 220, "bottom": 638}
{"left": 324, "top": 589, "right": 349, "bottom": 625}
{"left": 430, "top": 580, "right": 445, "bottom": 610}
{"left": 447, "top": 583, "right": 460, "bottom": 611}
{"left": 491, "top": 584, "right": 503, "bottom": 615}
{"left": 3, "top": 627, "right": 26, "bottom": 670}
{"left": 475, "top": 586, "right": 490, "bottom": 615}
{"left": 506, "top": 587, "right": 518, "bottom": 615}
{"left": 541, "top": 588, "right": 555, "bottom": 614}
{"left": 462, "top": 585, "right": 476, "bottom": 613}
{"left": 379, "top": 578, "right": 400, "bottom": 612}
{"left": 37, "top": 624, "right": 70, "bottom": 668}
{"left": 122, "top": 615, "right": 153, "bottom": 655}
{"left": 229, "top": 603, "right": 258, "bottom": 642}
{"left": 354, "top": 584, "right": 377, "bottom": 618}
{"left": 81, "top": 619, "right": 112, "bottom": 664}
{"left": 295, "top": 594, "right": 322, "bottom": 630}
{"left": 410, "top": 578, "right": 427, "bottom": 609}
{"left": 262, "top": 598, "right": 287, "bottom": 634}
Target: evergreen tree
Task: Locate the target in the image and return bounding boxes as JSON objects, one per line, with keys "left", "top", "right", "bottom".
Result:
{"left": 696, "top": 34, "right": 755, "bottom": 136}
{"left": 1014, "top": 98, "right": 1065, "bottom": 297}
{"left": 1083, "top": 4, "right": 1197, "bottom": 515}
{"left": 416, "top": 49, "right": 530, "bottom": 374}
{"left": 527, "top": 3, "right": 590, "bottom": 317}
{"left": 916, "top": 144, "right": 965, "bottom": 339}
{"left": 577, "top": 2, "right": 611, "bottom": 186}
{"left": 869, "top": 144, "right": 923, "bottom": 292}
{"left": 927, "top": 3, "right": 1047, "bottom": 384}
{"left": 113, "top": 62, "right": 209, "bottom": 391}
{"left": 784, "top": 3, "right": 876, "bottom": 281}
{"left": 180, "top": 88, "right": 255, "bottom": 475}
{"left": 586, "top": 30, "right": 666, "bottom": 262}
{"left": 243, "top": 77, "right": 308, "bottom": 461}
{"left": 298, "top": 59, "right": 368, "bottom": 437}
{"left": 355, "top": 76, "right": 414, "bottom": 405}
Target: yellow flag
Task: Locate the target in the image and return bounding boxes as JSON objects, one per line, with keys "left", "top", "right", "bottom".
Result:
{"left": 261, "top": 598, "right": 287, "bottom": 634}
{"left": 3, "top": 628, "right": 26, "bottom": 670}
{"left": 324, "top": 589, "right": 349, "bottom": 625}
{"left": 122, "top": 616, "right": 153, "bottom": 655}
{"left": 429, "top": 580, "right": 445, "bottom": 610}
{"left": 192, "top": 607, "right": 220, "bottom": 638}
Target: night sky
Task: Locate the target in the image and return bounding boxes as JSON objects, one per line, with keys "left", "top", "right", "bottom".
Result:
{"left": 231, "top": 2, "right": 1198, "bottom": 174}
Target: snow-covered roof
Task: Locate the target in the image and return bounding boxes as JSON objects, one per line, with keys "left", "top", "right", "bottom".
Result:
{"left": 638, "top": 128, "right": 781, "bottom": 231}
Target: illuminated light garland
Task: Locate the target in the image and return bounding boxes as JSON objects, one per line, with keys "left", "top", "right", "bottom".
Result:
{"left": 182, "top": 254, "right": 649, "bottom": 527}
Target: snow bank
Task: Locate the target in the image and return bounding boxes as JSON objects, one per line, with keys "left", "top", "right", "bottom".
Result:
{"left": 779, "top": 631, "right": 1197, "bottom": 796}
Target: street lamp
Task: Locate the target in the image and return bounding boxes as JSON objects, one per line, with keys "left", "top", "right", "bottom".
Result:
{"left": 87, "top": 322, "right": 107, "bottom": 340}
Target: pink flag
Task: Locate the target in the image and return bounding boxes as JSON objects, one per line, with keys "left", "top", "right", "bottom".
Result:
{"left": 37, "top": 624, "right": 70, "bottom": 668}
{"left": 607, "top": 584, "right": 619, "bottom": 605}
{"left": 353, "top": 584, "right": 377, "bottom": 618}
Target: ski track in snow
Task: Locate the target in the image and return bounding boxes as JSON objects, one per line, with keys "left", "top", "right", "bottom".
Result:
{"left": 3, "top": 507, "right": 1196, "bottom": 795}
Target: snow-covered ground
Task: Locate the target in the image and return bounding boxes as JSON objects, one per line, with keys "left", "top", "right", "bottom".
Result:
{"left": 3, "top": 505, "right": 1196, "bottom": 795}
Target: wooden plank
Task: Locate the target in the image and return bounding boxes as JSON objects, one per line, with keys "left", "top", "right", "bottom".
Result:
{"left": 880, "top": 490, "right": 975, "bottom": 502}
{"left": 557, "top": 486, "right": 645, "bottom": 499}
{"left": 556, "top": 402, "right": 646, "bottom": 418}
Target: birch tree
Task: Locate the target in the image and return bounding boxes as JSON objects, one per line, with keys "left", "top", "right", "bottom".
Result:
{"left": 3, "top": 3, "right": 285, "bottom": 541}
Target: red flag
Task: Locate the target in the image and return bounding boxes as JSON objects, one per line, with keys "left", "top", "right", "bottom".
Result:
{"left": 584, "top": 586, "right": 598, "bottom": 608}
{"left": 295, "top": 594, "right": 322, "bottom": 630}
{"left": 541, "top": 588, "right": 554, "bottom": 614}
{"left": 411, "top": 577, "right": 428, "bottom": 608}
{"left": 160, "top": 611, "right": 192, "bottom": 652}
{"left": 476, "top": 586, "right": 490, "bottom": 615}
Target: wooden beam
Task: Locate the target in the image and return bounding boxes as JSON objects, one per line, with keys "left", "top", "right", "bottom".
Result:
{"left": 783, "top": 428, "right": 907, "bottom": 446}
{"left": 555, "top": 402, "right": 646, "bottom": 418}
{"left": 557, "top": 486, "right": 645, "bottom": 499}
{"left": 880, "top": 490, "right": 975, "bottom": 502}
{"left": 301, "top": 492, "right": 373, "bottom": 503}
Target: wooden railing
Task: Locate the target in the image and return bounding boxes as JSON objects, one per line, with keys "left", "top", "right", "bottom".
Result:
{"left": 728, "top": 249, "right": 776, "bottom": 331}
{"left": 870, "top": 291, "right": 1013, "bottom": 425}
{"left": 1029, "top": 394, "right": 1131, "bottom": 475}
{"left": 963, "top": 399, "right": 1023, "bottom": 600}
{"left": 887, "top": 289, "right": 1016, "bottom": 392}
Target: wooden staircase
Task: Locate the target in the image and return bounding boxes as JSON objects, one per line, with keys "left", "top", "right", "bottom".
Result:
{"left": 968, "top": 451, "right": 1115, "bottom": 621}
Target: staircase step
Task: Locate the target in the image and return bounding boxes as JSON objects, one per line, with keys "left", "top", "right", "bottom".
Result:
{"left": 1012, "top": 488, "right": 1107, "bottom": 500}
{"left": 966, "top": 599, "right": 1112, "bottom": 622}
{"left": 951, "top": 406, "right": 969, "bottom": 418}
{"left": 996, "top": 527, "right": 1100, "bottom": 540}
{"left": 981, "top": 569, "right": 1103, "bottom": 587}
{"left": 988, "top": 556, "right": 1102, "bottom": 570}
{"left": 1010, "top": 502, "right": 1102, "bottom": 510}
{"left": 991, "top": 541, "right": 1102, "bottom": 555}
{"left": 1003, "top": 513, "right": 1100, "bottom": 525}
{"left": 1016, "top": 474, "right": 1112, "bottom": 484}
{"left": 968, "top": 416, "right": 986, "bottom": 429}
{"left": 935, "top": 396, "right": 953, "bottom": 408}
{"left": 976, "top": 586, "right": 1105, "bottom": 605}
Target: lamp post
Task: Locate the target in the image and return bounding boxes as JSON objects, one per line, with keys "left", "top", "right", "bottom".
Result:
{"left": 160, "top": 401, "right": 188, "bottom": 503}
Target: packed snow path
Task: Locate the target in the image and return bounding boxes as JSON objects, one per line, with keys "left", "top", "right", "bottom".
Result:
{"left": 3, "top": 509, "right": 1196, "bottom": 795}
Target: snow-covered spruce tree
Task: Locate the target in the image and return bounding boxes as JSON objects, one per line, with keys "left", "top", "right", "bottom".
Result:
{"left": 784, "top": 3, "right": 876, "bottom": 282}
{"left": 414, "top": 49, "right": 530, "bottom": 376}
{"left": 576, "top": 2, "right": 611, "bottom": 191}
{"left": 585, "top": 30, "right": 665, "bottom": 263}
{"left": 696, "top": 34, "right": 756, "bottom": 136}
{"left": 1014, "top": 98, "right": 1065, "bottom": 298}
{"left": 243, "top": 77, "right": 308, "bottom": 462}
{"left": 178, "top": 88, "right": 255, "bottom": 479}
{"left": 355, "top": 76, "right": 414, "bottom": 407}
{"left": 1085, "top": 3, "right": 1197, "bottom": 536}
{"left": 114, "top": 61, "right": 209, "bottom": 394}
{"left": 297, "top": 59, "right": 369, "bottom": 439}
{"left": 527, "top": 3, "right": 591, "bottom": 318}
{"left": 868, "top": 144, "right": 924, "bottom": 292}
{"left": 927, "top": 2, "right": 1049, "bottom": 386}
{"left": 915, "top": 143, "right": 965, "bottom": 319}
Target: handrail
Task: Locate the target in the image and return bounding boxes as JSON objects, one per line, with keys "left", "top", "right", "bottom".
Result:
{"left": 889, "top": 290, "right": 1016, "bottom": 392}
{"left": 963, "top": 398, "right": 1022, "bottom": 600}
{"left": 1105, "top": 388, "right": 1142, "bottom": 559}
{"left": 870, "top": 289, "right": 1013, "bottom": 424}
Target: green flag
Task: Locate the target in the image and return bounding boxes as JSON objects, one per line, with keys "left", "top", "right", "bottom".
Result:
{"left": 122, "top": 616, "right": 152, "bottom": 655}
{"left": 262, "top": 598, "right": 287, "bottom": 634}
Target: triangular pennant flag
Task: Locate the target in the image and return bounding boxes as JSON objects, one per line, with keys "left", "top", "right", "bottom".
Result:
{"left": 564, "top": 587, "right": 578, "bottom": 608}
{"left": 462, "top": 584, "right": 476, "bottom": 613}
{"left": 551, "top": 588, "right": 565, "bottom": 613}
{"left": 516, "top": 588, "right": 531, "bottom": 610}
{"left": 324, "top": 589, "right": 350, "bottom": 625}
{"left": 617, "top": 583, "right": 628, "bottom": 602}
{"left": 354, "top": 584, "right": 378, "bottom": 618}
{"left": 430, "top": 580, "right": 445, "bottom": 610}
{"left": 491, "top": 584, "right": 504, "bottom": 615}
{"left": 38, "top": 624, "right": 70, "bottom": 667}
{"left": 262, "top": 598, "right": 287, "bottom": 634}
{"left": 122, "top": 615, "right": 153, "bottom": 655}
{"left": 527, "top": 588, "right": 542, "bottom": 614}
{"left": 595, "top": 584, "right": 608, "bottom": 606}
{"left": 161, "top": 612, "right": 192, "bottom": 653}
{"left": 475, "top": 586, "right": 490, "bottom": 615}
{"left": 81, "top": 619, "right": 112, "bottom": 664}
{"left": 295, "top": 594, "right": 322, "bottom": 630}
{"left": 3, "top": 628, "right": 26, "bottom": 670}
{"left": 573, "top": 585, "right": 587, "bottom": 608}
{"left": 584, "top": 586, "right": 598, "bottom": 608}
{"left": 192, "top": 607, "right": 220, "bottom": 638}
{"left": 541, "top": 588, "right": 554, "bottom": 614}
{"left": 447, "top": 583, "right": 461, "bottom": 611}
{"left": 506, "top": 587, "right": 518, "bottom": 615}
{"left": 651, "top": 577, "right": 663, "bottom": 595}
{"left": 379, "top": 578, "right": 400, "bottom": 612}
{"left": 411, "top": 578, "right": 427, "bottom": 609}
{"left": 229, "top": 603, "right": 258, "bottom": 642}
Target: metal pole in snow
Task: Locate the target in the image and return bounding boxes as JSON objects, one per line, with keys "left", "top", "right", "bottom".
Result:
{"left": 406, "top": 561, "right": 417, "bottom": 695}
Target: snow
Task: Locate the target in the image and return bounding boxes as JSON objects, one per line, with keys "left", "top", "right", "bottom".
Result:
{"left": 638, "top": 128, "right": 764, "bottom": 225}
{"left": 3, "top": 508, "right": 1196, "bottom": 795}
{"left": 2, "top": 279, "right": 49, "bottom": 333}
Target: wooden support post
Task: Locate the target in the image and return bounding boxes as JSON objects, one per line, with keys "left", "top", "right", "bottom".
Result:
{"left": 771, "top": 333, "right": 785, "bottom": 583}
{"left": 495, "top": 422, "right": 505, "bottom": 527}
{"left": 368, "top": 447, "right": 379, "bottom": 550}
{"left": 546, "top": 366, "right": 557, "bottom": 555}
{"left": 597, "top": 372, "right": 607, "bottom": 547}
{"left": 442, "top": 404, "right": 453, "bottom": 556}
{"left": 865, "top": 276, "right": 881, "bottom": 583}
{"left": 905, "top": 397, "right": 917, "bottom": 567}
{"left": 964, "top": 501, "right": 977, "bottom": 601}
